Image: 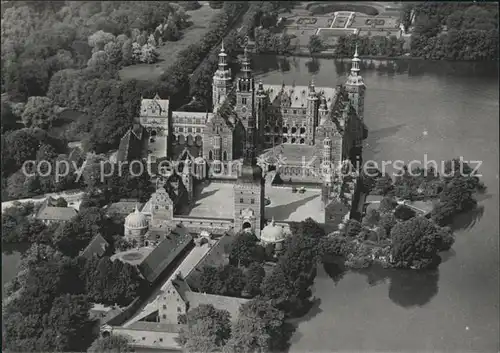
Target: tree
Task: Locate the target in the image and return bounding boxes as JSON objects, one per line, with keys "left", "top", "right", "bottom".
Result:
{"left": 362, "top": 209, "right": 381, "bottom": 228}
{"left": 47, "top": 294, "right": 95, "bottom": 351}
{"left": 182, "top": 1, "right": 202, "bottom": 11}
{"left": 1, "top": 100, "right": 18, "bottom": 133}
{"left": 289, "top": 217, "right": 325, "bottom": 239}
{"left": 308, "top": 34, "right": 324, "bottom": 55}
{"left": 228, "top": 232, "right": 260, "bottom": 267}
{"left": 88, "top": 334, "right": 133, "bottom": 353}
{"left": 88, "top": 30, "right": 116, "bottom": 52}
{"left": 373, "top": 173, "right": 394, "bottom": 195}
{"left": 345, "top": 219, "right": 362, "bottom": 238}
{"left": 390, "top": 216, "right": 452, "bottom": 269}
{"left": 379, "top": 196, "right": 398, "bottom": 214}
{"left": 121, "top": 39, "right": 133, "bottom": 65}
{"left": 223, "top": 299, "right": 288, "bottom": 353}
{"left": 177, "top": 304, "right": 231, "bottom": 352}
{"left": 21, "top": 96, "right": 56, "bottom": 129}
{"left": 104, "top": 41, "right": 123, "bottom": 67}
{"left": 140, "top": 43, "right": 159, "bottom": 64}
{"left": 394, "top": 205, "right": 417, "bottom": 221}
{"left": 243, "top": 262, "right": 265, "bottom": 297}
{"left": 147, "top": 33, "right": 157, "bottom": 47}
{"left": 55, "top": 197, "right": 68, "bottom": 207}
{"left": 378, "top": 213, "right": 397, "bottom": 236}
{"left": 20, "top": 243, "right": 64, "bottom": 273}
{"left": 209, "top": 1, "right": 224, "bottom": 9}
{"left": 87, "top": 50, "right": 108, "bottom": 69}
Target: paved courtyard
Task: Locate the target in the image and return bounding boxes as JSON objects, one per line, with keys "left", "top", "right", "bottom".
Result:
{"left": 188, "top": 182, "right": 324, "bottom": 223}
{"left": 266, "top": 187, "right": 324, "bottom": 223}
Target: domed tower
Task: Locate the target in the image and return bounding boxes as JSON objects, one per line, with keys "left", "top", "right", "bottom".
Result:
{"left": 213, "top": 42, "right": 232, "bottom": 112}
{"left": 233, "top": 84, "right": 264, "bottom": 237}
{"left": 260, "top": 218, "right": 286, "bottom": 256}
{"left": 124, "top": 205, "right": 149, "bottom": 241}
{"left": 345, "top": 45, "right": 366, "bottom": 146}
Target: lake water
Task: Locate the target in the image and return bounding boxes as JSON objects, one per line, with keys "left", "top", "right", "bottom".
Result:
{"left": 254, "top": 55, "right": 499, "bottom": 352}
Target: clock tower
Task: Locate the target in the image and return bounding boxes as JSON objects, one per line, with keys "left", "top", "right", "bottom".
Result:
{"left": 234, "top": 52, "right": 264, "bottom": 237}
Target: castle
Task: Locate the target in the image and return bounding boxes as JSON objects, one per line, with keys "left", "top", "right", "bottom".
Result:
{"left": 116, "top": 44, "right": 366, "bottom": 239}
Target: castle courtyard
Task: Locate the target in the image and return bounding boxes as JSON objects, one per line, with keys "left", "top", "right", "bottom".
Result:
{"left": 189, "top": 182, "right": 324, "bottom": 223}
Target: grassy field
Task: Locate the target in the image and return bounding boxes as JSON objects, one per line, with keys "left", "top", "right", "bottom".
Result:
{"left": 119, "top": 4, "right": 222, "bottom": 82}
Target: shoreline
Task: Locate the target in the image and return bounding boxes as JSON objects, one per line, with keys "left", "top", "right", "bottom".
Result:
{"left": 238, "top": 48, "right": 498, "bottom": 62}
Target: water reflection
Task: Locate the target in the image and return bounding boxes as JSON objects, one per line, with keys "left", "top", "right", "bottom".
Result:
{"left": 254, "top": 55, "right": 498, "bottom": 80}
{"left": 323, "top": 261, "right": 441, "bottom": 309}
{"left": 451, "top": 205, "right": 485, "bottom": 232}
{"left": 305, "top": 58, "right": 320, "bottom": 75}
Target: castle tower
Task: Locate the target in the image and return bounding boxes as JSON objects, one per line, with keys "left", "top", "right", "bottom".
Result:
{"left": 213, "top": 134, "right": 222, "bottom": 161}
{"left": 181, "top": 157, "right": 193, "bottom": 206}
{"left": 236, "top": 47, "right": 255, "bottom": 131}
{"left": 345, "top": 45, "right": 366, "bottom": 146}
{"left": 233, "top": 75, "right": 264, "bottom": 238}
{"left": 318, "top": 95, "right": 328, "bottom": 126}
{"left": 306, "top": 81, "right": 319, "bottom": 145}
{"left": 213, "top": 42, "right": 232, "bottom": 112}
{"left": 212, "top": 134, "right": 222, "bottom": 173}
{"left": 321, "top": 137, "right": 333, "bottom": 208}
{"left": 255, "top": 80, "right": 267, "bottom": 150}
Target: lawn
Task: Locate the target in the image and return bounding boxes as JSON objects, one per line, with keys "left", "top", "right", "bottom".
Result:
{"left": 119, "top": 4, "right": 222, "bottom": 82}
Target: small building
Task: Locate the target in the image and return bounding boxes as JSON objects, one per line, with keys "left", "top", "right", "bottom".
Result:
{"left": 80, "top": 234, "right": 110, "bottom": 260}
{"left": 35, "top": 198, "right": 78, "bottom": 225}
{"left": 138, "top": 228, "right": 193, "bottom": 283}
{"left": 106, "top": 199, "right": 145, "bottom": 221}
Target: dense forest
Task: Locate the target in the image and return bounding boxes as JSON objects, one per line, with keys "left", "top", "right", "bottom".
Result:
{"left": 0, "top": 1, "right": 260, "bottom": 200}
{"left": 403, "top": 2, "right": 499, "bottom": 60}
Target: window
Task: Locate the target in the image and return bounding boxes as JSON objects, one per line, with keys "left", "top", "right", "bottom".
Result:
{"left": 177, "top": 307, "right": 182, "bottom": 313}
{"left": 251, "top": 199, "right": 255, "bottom": 204}
{"left": 163, "top": 305, "right": 167, "bottom": 309}
{"left": 242, "top": 97, "right": 247, "bottom": 105}
{"left": 179, "top": 127, "right": 184, "bottom": 132}
{"left": 240, "top": 198, "right": 244, "bottom": 203}
{"left": 284, "top": 109, "right": 288, "bottom": 113}
{"left": 188, "top": 127, "right": 193, "bottom": 133}
{"left": 293, "top": 110, "right": 297, "bottom": 114}
{"left": 196, "top": 127, "right": 201, "bottom": 133}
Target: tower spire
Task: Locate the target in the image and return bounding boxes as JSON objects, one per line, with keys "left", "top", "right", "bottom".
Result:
{"left": 241, "top": 45, "right": 252, "bottom": 79}
{"left": 350, "top": 43, "right": 360, "bottom": 76}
